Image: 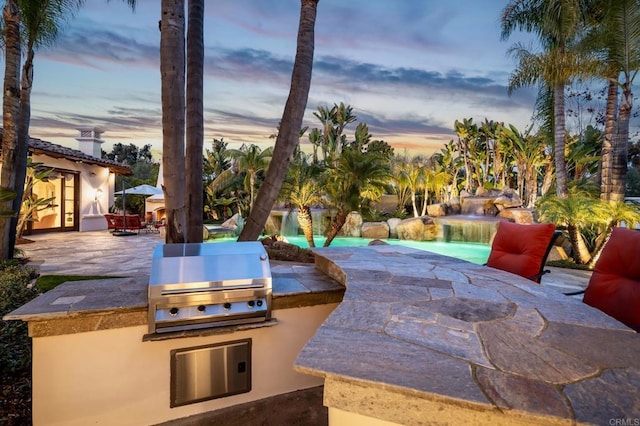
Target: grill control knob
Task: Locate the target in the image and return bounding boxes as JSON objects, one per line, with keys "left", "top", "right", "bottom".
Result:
{"left": 197, "top": 305, "right": 206, "bottom": 313}
{"left": 256, "top": 300, "right": 263, "bottom": 307}
{"left": 223, "top": 302, "right": 232, "bottom": 310}
{"left": 169, "top": 307, "right": 179, "bottom": 316}
{"left": 247, "top": 300, "right": 255, "bottom": 307}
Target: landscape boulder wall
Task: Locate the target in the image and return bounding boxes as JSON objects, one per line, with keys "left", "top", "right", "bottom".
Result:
{"left": 460, "top": 188, "right": 523, "bottom": 216}
{"left": 339, "top": 211, "right": 363, "bottom": 237}
{"left": 493, "top": 188, "right": 523, "bottom": 210}
{"left": 396, "top": 216, "right": 438, "bottom": 241}
{"left": 361, "top": 222, "right": 390, "bottom": 239}
{"left": 387, "top": 218, "right": 402, "bottom": 238}
{"left": 460, "top": 197, "right": 496, "bottom": 216}
{"left": 497, "top": 208, "right": 536, "bottom": 224}
{"left": 426, "top": 203, "right": 448, "bottom": 217}
{"left": 447, "top": 197, "right": 462, "bottom": 215}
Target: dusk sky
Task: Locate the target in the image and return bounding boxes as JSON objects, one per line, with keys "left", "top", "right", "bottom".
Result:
{"left": 26, "top": 0, "right": 541, "bottom": 158}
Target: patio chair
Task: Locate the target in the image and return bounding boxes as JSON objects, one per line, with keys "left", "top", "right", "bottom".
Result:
{"left": 578, "top": 227, "right": 640, "bottom": 331}
{"left": 104, "top": 214, "right": 117, "bottom": 232}
{"left": 125, "top": 214, "right": 146, "bottom": 233}
{"left": 112, "top": 214, "right": 145, "bottom": 234}
{"left": 486, "top": 221, "right": 559, "bottom": 283}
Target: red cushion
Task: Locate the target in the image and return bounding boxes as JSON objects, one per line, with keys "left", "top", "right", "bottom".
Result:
{"left": 486, "top": 221, "right": 556, "bottom": 282}
{"left": 583, "top": 227, "right": 640, "bottom": 329}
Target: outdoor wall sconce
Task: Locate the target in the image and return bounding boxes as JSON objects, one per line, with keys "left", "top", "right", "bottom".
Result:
{"left": 94, "top": 188, "right": 103, "bottom": 202}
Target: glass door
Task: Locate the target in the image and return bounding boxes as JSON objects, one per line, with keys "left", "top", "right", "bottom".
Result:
{"left": 62, "top": 173, "right": 78, "bottom": 230}
{"left": 29, "top": 170, "right": 78, "bottom": 233}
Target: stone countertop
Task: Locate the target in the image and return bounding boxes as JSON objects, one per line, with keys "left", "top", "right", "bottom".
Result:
{"left": 4, "top": 264, "right": 344, "bottom": 323}
{"left": 295, "top": 245, "right": 640, "bottom": 425}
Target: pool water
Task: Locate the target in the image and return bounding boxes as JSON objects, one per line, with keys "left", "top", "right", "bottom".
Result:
{"left": 209, "top": 235, "right": 491, "bottom": 265}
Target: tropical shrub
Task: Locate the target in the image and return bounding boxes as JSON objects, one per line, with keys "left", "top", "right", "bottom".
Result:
{"left": 0, "top": 261, "right": 39, "bottom": 425}
{"left": 0, "top": 261, "right": 39, "bottom": 374}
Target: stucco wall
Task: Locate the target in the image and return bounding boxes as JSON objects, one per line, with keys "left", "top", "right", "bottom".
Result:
{"left": 32, "top": 304, "right": 336, "bottom": 426}
{"left": 32, "top": 153, "right": 113, "bottom": 232}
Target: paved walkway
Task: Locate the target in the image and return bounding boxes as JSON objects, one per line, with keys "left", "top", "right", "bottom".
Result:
{"left": 18, "top": 231, "right": 162, "bottom": 278}
{"left": 17, "top": 231, "right": 592, "bottom": 295}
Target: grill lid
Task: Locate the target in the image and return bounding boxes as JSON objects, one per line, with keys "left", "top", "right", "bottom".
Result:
{"left": 149, "top": 241, "right": 271, "bottom": 289}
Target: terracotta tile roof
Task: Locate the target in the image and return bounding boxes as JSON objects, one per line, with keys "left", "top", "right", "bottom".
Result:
{"left": 0, "top": 128, "right": 132, "bottom": 174}
{"left": 27, "top": 137, "right": 131, "bottom": 175}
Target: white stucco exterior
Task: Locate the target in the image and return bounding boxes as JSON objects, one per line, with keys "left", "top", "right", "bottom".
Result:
{"left": 30, "top": 152, "right": 117, "bottom": 232}
{"left": 32, "top": 304, "right": 336, "bottom": 426}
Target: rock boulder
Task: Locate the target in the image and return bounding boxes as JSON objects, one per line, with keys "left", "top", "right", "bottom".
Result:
{"left": 339, "top": 211, "right": 363, "bottom": 237}
{"left": 387, "top": 218, "right": 402, "bottom": 238}
{"left": 361, "top": 222, "right": 390, "bottom": 239}
{"left": 396, "top": 216, "right": 438, "bottom": 241}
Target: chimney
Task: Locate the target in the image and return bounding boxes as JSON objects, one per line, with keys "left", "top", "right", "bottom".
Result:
{"left": 76, "top": 126, "right": 105, "bottom": 158}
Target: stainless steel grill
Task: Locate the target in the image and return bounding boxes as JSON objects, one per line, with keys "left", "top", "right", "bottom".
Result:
{"left": 148, "top": 241, "right": 272, "bottom": 334}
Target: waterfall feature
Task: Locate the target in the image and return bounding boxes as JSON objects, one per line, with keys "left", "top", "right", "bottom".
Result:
{"left": 435, "top": 215, "right": 502, "bottom": 244}
{"left": 267, "top": 209, "right": 331, "bottom": 236}
{"left": 280, "top": 211, "right": 300, "bottom": 236}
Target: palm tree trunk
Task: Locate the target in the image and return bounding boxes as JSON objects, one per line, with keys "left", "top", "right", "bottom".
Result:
{"left": 411, "top": 191, "right": 418, "bottom": 217}
{"left": 0, "top": 1, "right": 21, "bottom": 260}
{"left": 553, "top": 82, "right": 569, "bottom": 198}
{"left": 600, "top": 77, "right": 618, "bottom": 201}
{"left": 297, "top": 205, "right": 315, "bottom": 247}
{"left": 611, "top": 83, "right": 632, "bottom": 201}
{"left": 323, "top": 210, "right": 346, "bottom": 247}
{"left": 249, "top": 173, "right": 256, "bottom": 211}
{"left": 10, "top": 43, "right": 34, "bottom": 257}
{"left": 567, "top": 224, "right": 591, "bottom": 264}
{"left": 238, "top": 0, "right": 317, "bottom": 241}
{"left": 160, "top": 0, "right": 186, "bottom": 243}
{"left": 541, "top": 159, "right": 554, "bottom": 196}
{"left": 525, "top": 169, "right": 537, "bottom": 208}
{"left": 185, "top": 0, "right": 204, "bottom": 243}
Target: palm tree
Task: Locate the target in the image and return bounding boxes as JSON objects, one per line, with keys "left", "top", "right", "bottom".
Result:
{"left": 280, "top": 154, "right": 323, "bottom": 247}
{"left": 578, "top": 0, "right": 640, "bottom": 201}
{"left": 399, "top": 158, "right": 425, "bottom": 217}
{"left": 0, "top": 0, "right": 137, "bottom": 259}
{"left": 204, "top": 138, "right": 231, "bottom": 179}
{"left": 600, "top": 0, "right": 640, "bottom": 201}
{"left": 313, "top": 105, "right": 334, "bottom": 162}
{"left": 588, "top": 199, "right": 640, "bottom": 266}
{"left": 228, "top": 144, "right": 273, "bottom": 212}
{"left": 185, "top": 0, "right": 204, "bottom": 242}
{"left": 389, "top": 155, "right": 412, "bottom": 213}
{"left": 565, "top": 125, "right": 601, "bottom": 182}
{"left": 323, "top": 147, "right": 391, "bottom": 247}
{"left": 238, "top": 0, "right": 318, "bottom": 241}
{"left": 501, "top": 0, "right": 592, "bottom": 199}
{"left": 0, "top": 0, "right": 22, "bottom": 260}
{"left": 537, "top": 188, "right": 599, "bottom": 264}
{"left": 502, "top": 124, "right": 547, "bottom": 207}
{"left": 454, "top": 118, "right": 477, "bottom": 192}
{"left": 307, "top": 127, "right": 322, "bottom": 164}
{"left": 431, "top": 141, "right": 462, "bottom": 202}
{"left": 160, "top": 0, "right": 186, "bottom": 243}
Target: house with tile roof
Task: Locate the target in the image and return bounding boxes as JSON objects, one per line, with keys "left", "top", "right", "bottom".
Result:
{"left": 4, "top": 127, "right": 131, "bottom": 234}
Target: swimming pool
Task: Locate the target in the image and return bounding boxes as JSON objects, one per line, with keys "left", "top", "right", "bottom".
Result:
{"left": 209, "top": 235, "right": 491, "bottom": 265}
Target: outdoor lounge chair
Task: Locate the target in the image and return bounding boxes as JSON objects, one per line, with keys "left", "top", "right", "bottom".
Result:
{"left": 486, "top": 221, "right": 559, "bottom": 283}
{"left": 578, "top": 227, "right": 640, "bottom": 331}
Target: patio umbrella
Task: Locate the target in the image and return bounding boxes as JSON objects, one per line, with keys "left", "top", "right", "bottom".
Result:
{"left": 113, "top": 184, "right": 162, "bottom": 236}
{"left": 115, "top": 184, "right": 162, "bottom": 196}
